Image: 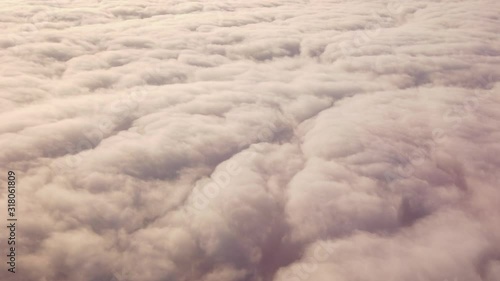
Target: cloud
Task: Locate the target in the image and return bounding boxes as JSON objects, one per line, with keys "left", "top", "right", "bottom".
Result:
{"left": 0, "top": 0, "right": 499, "bottom": 281}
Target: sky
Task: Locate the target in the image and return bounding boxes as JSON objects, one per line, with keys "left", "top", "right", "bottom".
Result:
{"left": 0, "top": 0, "right": 499, "bottom": 281}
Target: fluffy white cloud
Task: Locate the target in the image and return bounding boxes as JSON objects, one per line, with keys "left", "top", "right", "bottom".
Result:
{"left": 0, "top": 0, "right": 499, "bottom": 281}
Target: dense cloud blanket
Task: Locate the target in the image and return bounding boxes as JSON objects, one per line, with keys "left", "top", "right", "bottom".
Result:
{"left": 0, "top": 0, "right": 499, "bottom": 280}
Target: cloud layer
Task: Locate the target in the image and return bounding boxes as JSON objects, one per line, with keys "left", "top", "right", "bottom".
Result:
{"left": 0, "top": 0, "right": 499, "bottom": 281}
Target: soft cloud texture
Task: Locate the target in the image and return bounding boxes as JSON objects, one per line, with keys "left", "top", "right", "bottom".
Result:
{"left": 0, "top": 0, "right": 499, "bottom": 281}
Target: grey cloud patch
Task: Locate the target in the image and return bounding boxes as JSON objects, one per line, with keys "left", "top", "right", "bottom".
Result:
{"left": 1, "top": 0, "right": 499, "bottom": 281}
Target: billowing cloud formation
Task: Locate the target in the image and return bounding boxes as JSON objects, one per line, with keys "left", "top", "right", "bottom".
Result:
{"left": 0, "top": 0, "right": 499, "bottom": 281}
